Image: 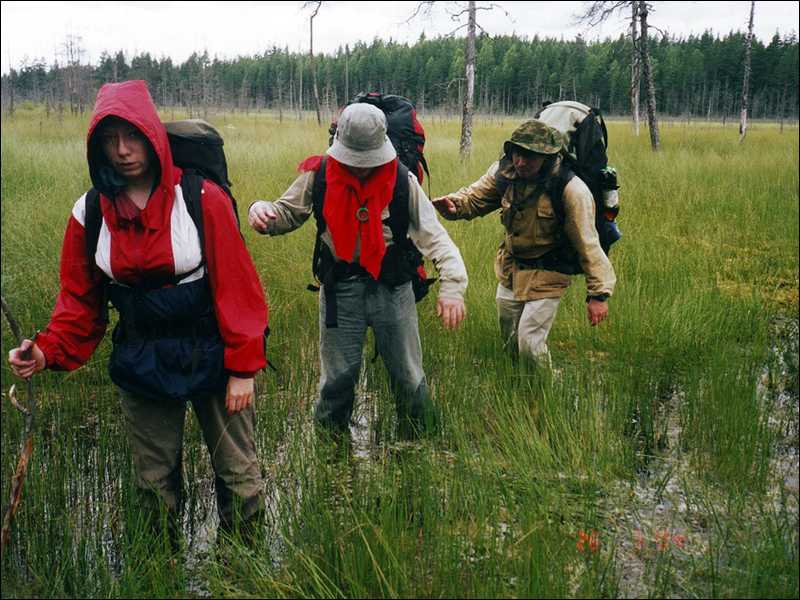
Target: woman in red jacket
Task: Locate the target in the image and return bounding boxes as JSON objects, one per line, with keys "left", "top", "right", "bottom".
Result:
{"left": 7, "top": 80, "right": 269, "bottom": 547}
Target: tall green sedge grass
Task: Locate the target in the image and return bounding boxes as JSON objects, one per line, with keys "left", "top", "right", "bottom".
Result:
{"left": 2, "top": 105, "right": 798, "bottom": 598}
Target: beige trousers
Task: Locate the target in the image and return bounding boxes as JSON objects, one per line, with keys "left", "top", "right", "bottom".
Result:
{"left": 495, "top": 283, "right": 561, "bottom": 366}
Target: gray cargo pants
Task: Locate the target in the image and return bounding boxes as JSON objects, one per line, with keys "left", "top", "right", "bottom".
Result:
{"left": 120, "top": 388, "right": 264, "bottom": 530}
{"left": 315, "top": 278, "right": 435, "bottom": 437}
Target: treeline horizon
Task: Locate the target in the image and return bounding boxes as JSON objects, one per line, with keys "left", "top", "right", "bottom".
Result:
{"left": 1, "top": 30, "right": 798, "bottom": 121}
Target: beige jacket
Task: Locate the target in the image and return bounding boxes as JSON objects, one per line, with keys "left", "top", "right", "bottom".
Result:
{"left": 258, "top": 169, "right": 468, "bottom": 301}
{"left": 448, "top": 158, "right": 616, "bottom": 301}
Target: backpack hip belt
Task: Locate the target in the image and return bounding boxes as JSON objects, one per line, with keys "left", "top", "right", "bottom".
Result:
{"left": 512, "top": 252, "right": 574, "bottom": 274}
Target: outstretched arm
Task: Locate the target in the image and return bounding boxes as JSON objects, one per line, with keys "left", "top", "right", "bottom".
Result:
{"left": 432, "top": 161, "right": 505, "bottom": 221}
{"left": 248, "top": 171, "right": 315, "bottom": 236}
{"left": 587, "top": 297, "right": 609, "bottom": 327}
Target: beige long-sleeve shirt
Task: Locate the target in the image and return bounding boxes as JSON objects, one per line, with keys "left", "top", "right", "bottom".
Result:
{"left": 255, "top": 169, "right": 468, "bottom": 301}
{"left": 448, "top": 159, "right": 616, "bottom": 301}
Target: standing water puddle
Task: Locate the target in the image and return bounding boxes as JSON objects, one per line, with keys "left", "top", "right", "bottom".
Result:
{"left": 602, "top": 315, "right": 799, "bottom": 597}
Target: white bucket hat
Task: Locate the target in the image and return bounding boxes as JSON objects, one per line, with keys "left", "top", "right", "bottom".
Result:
{"left": 327, "top": 103, "right": 397, "bottom": 168}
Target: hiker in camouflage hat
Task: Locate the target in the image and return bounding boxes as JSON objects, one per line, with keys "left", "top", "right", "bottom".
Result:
{"left": 432, "top": 118, "right": 615, "bottom": 367}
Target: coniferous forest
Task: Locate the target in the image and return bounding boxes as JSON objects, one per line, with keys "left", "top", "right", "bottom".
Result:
{"left": 2, "top": 30, "right": 798, "bottom": 120}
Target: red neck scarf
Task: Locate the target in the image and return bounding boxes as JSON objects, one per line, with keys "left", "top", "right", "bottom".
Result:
{"left": 322, "top": 156, "right": 398, "bottom": 279}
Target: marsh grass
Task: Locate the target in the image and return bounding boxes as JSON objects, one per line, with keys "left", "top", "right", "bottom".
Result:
{"left": 1, "top": 105, "right": 798, "bottom": 598}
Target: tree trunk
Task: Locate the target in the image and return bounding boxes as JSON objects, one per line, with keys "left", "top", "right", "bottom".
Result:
{"left": 298, "top": 56, "right": 304, "bottom": 120}
{"left": 309, "top": 3, "right": 322, "bottom": 126}
{"left": 779, "top": 81, "right": 787, "bottom": 133}
{"left": 739, "top": 0, "right": 755, "bottom": 143}
{"left": 345, "top": 44, "right": 350, "bottom": 103}
{"left": 239, "top": 75, "right": 249, "bottom": 112}
{"left": 289, "top": 71, "right": 295, "bottom": 115}
{"left": 639, "top": 3, "right": 660, "bottom": 150}
{"left": 722, "top": 78, "right": 729, "bottom": 125}
{"left": 459, "top": 3, "right": 476, "bottom": 160}
{"left": 277, "top": 70, "right": 284, "bottom": 123}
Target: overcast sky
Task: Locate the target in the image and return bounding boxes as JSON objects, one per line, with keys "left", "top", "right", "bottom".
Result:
{"left": 2, "top": 1, "right": 798, "bottom": 74}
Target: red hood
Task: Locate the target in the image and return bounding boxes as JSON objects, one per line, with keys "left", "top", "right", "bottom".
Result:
{"left": 87, "top": 80, "right": 176, "bottom": 198}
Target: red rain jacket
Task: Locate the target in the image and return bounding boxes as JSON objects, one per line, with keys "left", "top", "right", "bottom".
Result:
{"left": 36, "top": 80, "right": 268, "bottom": 378}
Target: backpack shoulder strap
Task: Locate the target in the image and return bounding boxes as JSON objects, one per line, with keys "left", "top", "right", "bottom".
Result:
{"left": 311, "top": 156, "right": 328, "bottom": 231}
{"left": 309, "top": 156, "right": 328, "bottom": 282}
{"left": 82, "top": 188, "right": 110, "bottom": 319}
{"left": 591, "top": 106, "right": 609, "bottom": 150}
{"left": 84, "top": 188, "right": 103, "bottom": 262}
{"left": 179, "top": 169, "right": 206, "bottom": 259}
{"left": 418, "top": 153, "right": 430, "bottom": 182}
{"left": 387, "top": 162, "right": 410, "bottom": 242}
{"left": 549, "top": 166, "right": 576, "bottom": 225}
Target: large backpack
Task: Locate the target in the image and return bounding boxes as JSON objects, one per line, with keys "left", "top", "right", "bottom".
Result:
{"left": 533, "top": 101, "right": 621, "bottom": 274}
{"left": 330, "top": 92, "right": 430, "bottom": 186}
{"left": 85, "top": 119, "right": 240, "bottom": 265}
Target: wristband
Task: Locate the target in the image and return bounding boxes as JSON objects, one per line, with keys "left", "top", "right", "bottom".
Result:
{"left": 586, "top": 294, "right": 609, "bottom": 303}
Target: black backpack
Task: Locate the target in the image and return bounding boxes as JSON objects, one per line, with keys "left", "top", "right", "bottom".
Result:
{"left": 330, "top": 92, "right": 430, "bottom": 187}
{"left": 85, "top": 119, "right": 240, "bottom": 265}
{"left": 534, "top": 101, "right": 621, "bottom": 273}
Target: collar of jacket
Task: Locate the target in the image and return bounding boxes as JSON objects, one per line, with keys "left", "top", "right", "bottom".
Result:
{"left": 99, "top": 168, "right": 182, "bottom": 232}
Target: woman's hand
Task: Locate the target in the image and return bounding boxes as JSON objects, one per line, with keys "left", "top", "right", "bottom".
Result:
{"left": 226, "top": 375, "right": 255, "bottom": 415}
{"left": 8, "top": 340, "right": 46, "bottom": 379}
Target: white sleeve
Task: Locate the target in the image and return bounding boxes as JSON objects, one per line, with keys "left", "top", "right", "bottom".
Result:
{"left": 406, "top": 173, "right": 468, "bottom": 301}
{"left": 256, "top": 171, "right": 315, "bottom": 235}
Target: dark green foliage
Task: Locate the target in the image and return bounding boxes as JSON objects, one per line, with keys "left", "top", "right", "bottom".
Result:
{"left": 2, "top": 31, "right": 798, "bottom": 119}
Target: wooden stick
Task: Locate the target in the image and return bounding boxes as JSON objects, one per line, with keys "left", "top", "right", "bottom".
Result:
{"left": 1, "top": 295, "right": 36, "bottom": 559}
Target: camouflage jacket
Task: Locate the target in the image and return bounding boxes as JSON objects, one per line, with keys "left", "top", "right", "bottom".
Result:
{"left": 447, "top": 157, "right": 616, "bottom": 301}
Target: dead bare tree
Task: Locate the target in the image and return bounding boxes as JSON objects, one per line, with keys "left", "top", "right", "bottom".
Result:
{"left": 630, "top": 2, "right": 641, "bottom": 136}
{"left": 409, "top": 1, "right": 512, "bottom": 161}
{"left": 60, "top": 35, "right": 87, "bottom": 115}
{"left": 460, "top": 1, "right": 477, "bottom": 159}
{"left": 344, "top": 44, "right": 350, "bottom": 103}
{"left": 298, "top": 54, "right": 304, "bottom": 120}
{"left": 578, "top": 1, "right": 661, "bottom": 150}
{"left": 638, "top": 3, "right": 660, "bottom": 150}
{"left": 739, "top": 0, "right": 755, "bottom": 143}
{"left": 304, "top": 1, "right": 324, "bottom": 126}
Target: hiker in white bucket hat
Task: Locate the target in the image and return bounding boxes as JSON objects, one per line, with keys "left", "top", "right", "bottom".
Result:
{"left": 249, "top": 100, "right": 467, "bottom": 443}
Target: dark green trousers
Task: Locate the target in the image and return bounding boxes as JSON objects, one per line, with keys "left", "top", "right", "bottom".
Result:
{"left": 120, "top": 388, "right": 264, "bottom": 530}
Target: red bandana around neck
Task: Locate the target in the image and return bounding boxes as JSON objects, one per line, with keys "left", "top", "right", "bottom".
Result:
{"left": 323, "top": 156, "right": 398, "bottom": 279}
